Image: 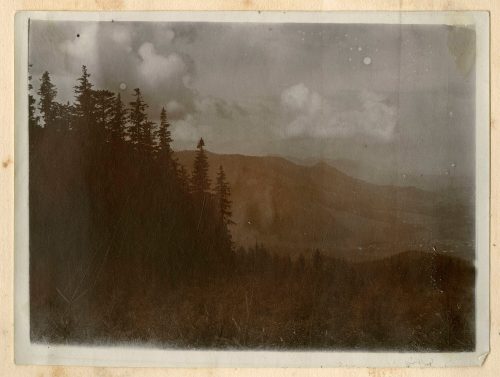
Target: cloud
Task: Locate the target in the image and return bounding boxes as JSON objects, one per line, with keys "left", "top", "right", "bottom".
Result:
{"left": 350, "top": 90, "right": 397, "bottom": 140}
{"left": 59, "top": 23, "right": 99, "bottom": 65}
{"left": 137, "top": 42, "right": 186, "bottom": 86}
{"left": 171, "top": 115, "right": 200, "bottom": 146}
{"left": 281, "top": 83, "right": 321, "bottom": 115}
{"left": 169, "top": 94, "right": 260, "bottom": 151}
{"left": 194, "top": 96, "right": 242, "bottom": 120}
{"left": 110, "top": 25, "right": 133, "bottom": 51}
{"left": 280, "top": 84, "right": 397, "bottom": 141}
{"left": 158, "top": 27, "right": 175, "bottom": 45}
{"left": 151, "top": 25, "right": 176, "bottom": 50}
{"left": 182, "top": 75, "right": 193, "bottom": 89}
{"left": 166, "top": 100, "right": 185, "bottom": 119}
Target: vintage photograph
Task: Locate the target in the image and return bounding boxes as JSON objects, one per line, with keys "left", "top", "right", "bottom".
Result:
{"left": 15, "top": 11, "right": 489, "bottom": 367}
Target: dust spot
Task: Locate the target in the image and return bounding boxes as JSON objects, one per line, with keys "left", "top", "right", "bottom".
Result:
{"left": 491, "top": 119, "right": 496, "bottom": 130}
{"left": 2, "top": 157, "right": 12, "bottom": 168}
{"left": 447, "top": 26, "right": 475, "bottom": 76}
{"left": 94, "top": 0, "right": 125, "bottom": 10}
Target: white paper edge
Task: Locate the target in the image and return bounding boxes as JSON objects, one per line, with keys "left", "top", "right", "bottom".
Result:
{"left": 14, "top": 10, "right": 490, "bottom": 368}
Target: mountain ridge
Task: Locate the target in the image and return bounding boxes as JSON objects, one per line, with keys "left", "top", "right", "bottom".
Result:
{"left": 174, "top": 150, "right": 474, "bottom": 262}
{"left": 278, "top": 154, "right": 473, "bottom": 192}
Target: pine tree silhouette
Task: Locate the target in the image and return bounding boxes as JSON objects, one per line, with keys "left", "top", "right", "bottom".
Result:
{"left": 128, "top": 88, "right": 151, "bottom": 153}
{"left": 94, "top": 89, "right": 115, "bottom": 141}
{"left": 73, "top": 65, "right": 96, "bottom": 141}
{"left": 27, "top": 66, "right": 473, "bottom": 352}
{"left": 215, "top": 165, "right": 233, "bottom": 225}
{"left": 157, "top": 107, "right": 173, "bottom": 158}
{"left": 37, "top": 71, "right": 57, "bottom": 128}
{"left": 191, "top": 137, "right": 211, "bottom": 198}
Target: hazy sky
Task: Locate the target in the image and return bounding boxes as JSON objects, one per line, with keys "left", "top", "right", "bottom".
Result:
{"left": 29, "top": 20, "right": 476, "bottom": 177}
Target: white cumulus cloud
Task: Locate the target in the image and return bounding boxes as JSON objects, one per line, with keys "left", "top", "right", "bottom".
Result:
{"left": 280, "top": 84, "right": 397, "bottom": 141}
{"left": 281, "top": 83, "right": 321, "bottom": 115}
{"left": 137, "top": 42, "right": 186, "bottom": 86}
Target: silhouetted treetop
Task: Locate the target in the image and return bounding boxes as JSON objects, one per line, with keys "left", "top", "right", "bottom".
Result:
{"left": 37, "top": 71, "right": 57, "bottom": 127}
{"left": 29, "top": 66, "right": 235, "bottom": 285}
{"left": 74, "top": 65, "right": 95, "bottom": 131}
{"left": 158, "top": 107, "right": 173, "bottom": 156}
{"left": 191, "top": 137, "right": 211, "bottom": 197}
{"left": 94, "top": 89, "right": 115, "bottom": 141}
{"left": 128, "top": 88, "right": 153, "bottom": 154}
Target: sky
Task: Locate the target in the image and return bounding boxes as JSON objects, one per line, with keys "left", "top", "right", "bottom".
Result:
{"left": 28, "top": 20, "right": 476, "bottom": 178}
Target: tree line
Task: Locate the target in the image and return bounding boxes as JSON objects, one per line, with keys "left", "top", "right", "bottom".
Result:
{"left": 31, "top": 65, "right": 231, "bottom": 219}
{"left": 28, "top": 65, "right": 474, "bottom": 352}
{"left": 29, "top": 65, "right": 316, "bottom": 296}
{"left": 29, "top": 64, "right": 239, "bottom": 308}
{"left": 29, "top": 65, "right": 320, "bottom": 283}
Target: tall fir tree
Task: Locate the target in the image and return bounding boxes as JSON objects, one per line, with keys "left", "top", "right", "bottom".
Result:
{"left": 157, "top": 107, "right": 173, "bottom": 157}
{"left": 215, "top": 165, "right": 233, "bottom": 225}
{"left": 37, "top": 71, "right": 57, "bottom": 128}
{"left": 191, "top": 138, "right": 211, "bottom": 197}
{"left": 73, "top": 65, "right": 95, "bottom": 138}
{"left": 109, "top": 93, "right": 127, "bottom": 144}
{"left": 156, "top": 107, "right": 177, "bottom": 173}
{"left": 94, "top": 89, "right": 115, "bottom": 141}
{"left": 128, "top": 88, "right": 151, "bottom": 153}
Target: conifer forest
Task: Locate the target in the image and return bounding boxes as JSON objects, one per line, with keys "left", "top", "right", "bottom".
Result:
{"left": 29, "top": 65, "right": 475, "bottom": 351}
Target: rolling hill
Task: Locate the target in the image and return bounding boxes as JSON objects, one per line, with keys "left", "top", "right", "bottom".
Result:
{"left": 175, "top": 150, "right": 474, "bottom": 262}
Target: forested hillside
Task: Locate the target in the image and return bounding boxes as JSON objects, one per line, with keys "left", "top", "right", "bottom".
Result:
{"left": 175, "top": 151, "right": 474, "bottom": 262}
{"left": 28, "top": 66, "right": 475, "bottom": 351}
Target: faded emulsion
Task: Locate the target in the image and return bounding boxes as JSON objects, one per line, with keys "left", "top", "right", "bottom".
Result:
{"left": 26, "top": 19, "right": 477, "bottom": 352}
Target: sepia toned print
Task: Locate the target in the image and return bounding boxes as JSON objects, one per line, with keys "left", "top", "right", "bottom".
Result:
{"left": 15, "top": 11, "right": 490, "bottom": 367}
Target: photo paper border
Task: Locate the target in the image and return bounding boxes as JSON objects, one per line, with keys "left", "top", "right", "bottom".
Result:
{"left": 13, "top": 10, "right": 490, "bottom": 368}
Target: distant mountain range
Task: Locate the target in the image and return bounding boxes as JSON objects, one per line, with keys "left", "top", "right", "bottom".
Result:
{"left": 279, "top": 155, "right": 473, "bottom": 192}
{"left": 175, "top": 151, "right": 475, "bottom": 262}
